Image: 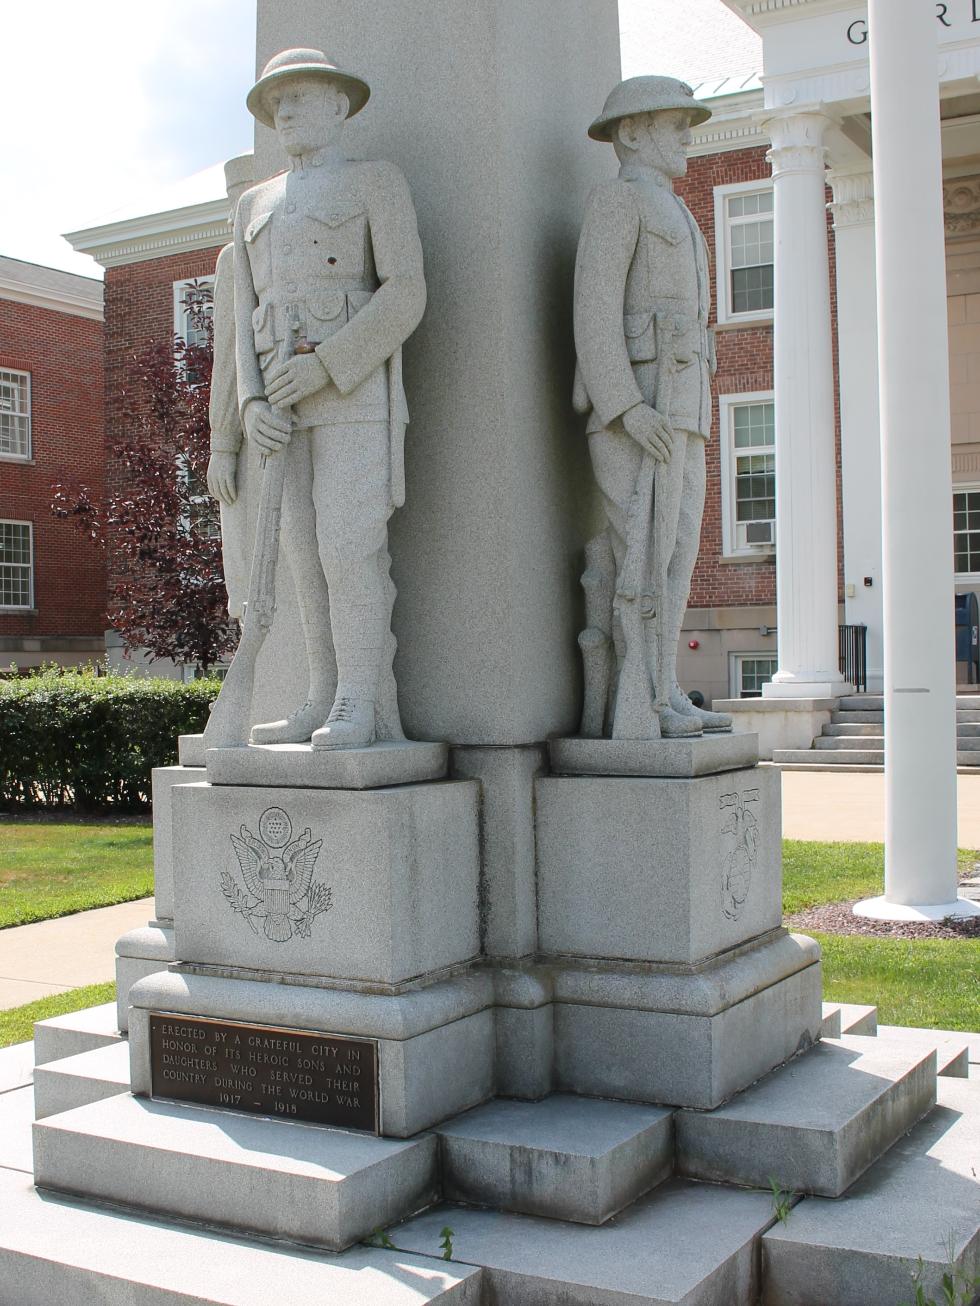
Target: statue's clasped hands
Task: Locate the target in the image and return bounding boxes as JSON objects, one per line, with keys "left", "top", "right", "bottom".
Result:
{"left": 622, "top": 402, "right": 673, "bottom": 463}
{"left": 265, "top": 352, "right": 330, "bottom": 408}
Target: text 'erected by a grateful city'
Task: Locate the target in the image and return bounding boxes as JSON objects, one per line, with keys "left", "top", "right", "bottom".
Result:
{"left": 148, "top": 1013, "right": 379, "bottom": 1133}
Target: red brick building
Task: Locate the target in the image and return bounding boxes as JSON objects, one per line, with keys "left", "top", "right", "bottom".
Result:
{"left": 0, "top": 256, "right": 106, "bottom": 671}
{"left": 66, "top": 166, "right": 228, "bottom": 675}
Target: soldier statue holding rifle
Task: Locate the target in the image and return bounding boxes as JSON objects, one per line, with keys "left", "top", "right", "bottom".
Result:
{"left": 573, "top": 75, "right": 732, "bottom": 740}
{"left": 205, "top": 47, "right": 426, "bottom": 752}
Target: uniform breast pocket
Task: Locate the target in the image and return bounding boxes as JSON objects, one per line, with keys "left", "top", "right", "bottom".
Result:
{"left": 244, "top": 210, "right": 273, "bottom": 290}
{"left": 624, "top": 311, "right": 656, "bottom": 363}
{"left": 307, "top": 206, "right": 367, "bottom": 275}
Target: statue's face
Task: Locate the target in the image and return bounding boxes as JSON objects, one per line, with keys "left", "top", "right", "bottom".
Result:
{"left": 269, "top": 76, "right": 348, "bottom": 155}
{"left": 620, "top": 108, "right": 694, "bottom": 178}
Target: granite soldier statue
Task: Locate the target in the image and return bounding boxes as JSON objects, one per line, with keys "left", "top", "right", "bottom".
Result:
{"left": 207, "top": 152, "right": 255, "bottom": 622}
{"left": 234, "top": 48, "right": 426, "bottom": 749}
{"left": 573, "top": 76, "right": 732, "bottom": 739}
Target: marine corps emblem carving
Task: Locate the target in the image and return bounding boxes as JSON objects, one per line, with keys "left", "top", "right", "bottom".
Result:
{"left": 719, "top": 789, "right": 760, "bottom": 921}
{"left": 221, "top": 806, "right": 332, "bottom": 942}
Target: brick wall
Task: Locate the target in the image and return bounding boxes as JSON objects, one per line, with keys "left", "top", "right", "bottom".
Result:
{"left": 0, "top": 299, "right": 105, "bottom": 646}
{"left": 104, "top": 247, "right": 223, "bottom": 517}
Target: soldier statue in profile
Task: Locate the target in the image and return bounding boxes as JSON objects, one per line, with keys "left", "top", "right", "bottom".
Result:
{"left": 211, "top": 48, "right": 426, "bottom": 752}
{"left": 573, "top": 76, "right": 732, "bottom": 741}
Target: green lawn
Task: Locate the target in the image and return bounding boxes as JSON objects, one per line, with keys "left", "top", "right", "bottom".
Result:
{"left": 0, "top": 982, "right": 115, "bottom": 1050}
{"left": 783, "top": 841, "right": 979, "bottom": 1033}
{"left": 814, "top": 933, "right": 980, "bottom": 1032}
{"left": 782, "top": 840, "right": 977, "bottom": 915}
{"left": 0, "top": 817, "right": 153, "bottom": 928}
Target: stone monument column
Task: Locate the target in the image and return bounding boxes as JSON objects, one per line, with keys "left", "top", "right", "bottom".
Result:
{"left": 254, "top": 0, "right": 621, "bottom": 961}
{"left": 760, "top": 108, "right": 847, "bottom": 701}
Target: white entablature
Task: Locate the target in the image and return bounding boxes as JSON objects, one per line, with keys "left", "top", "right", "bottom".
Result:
{"left": 722, "top": 0, "right": 980, "bottom": 117}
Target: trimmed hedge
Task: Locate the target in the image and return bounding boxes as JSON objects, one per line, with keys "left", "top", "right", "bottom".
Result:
{"left": 0, "top": 669, "right": 220, "bottom": 811}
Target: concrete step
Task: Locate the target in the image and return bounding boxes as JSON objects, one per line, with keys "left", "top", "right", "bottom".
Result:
{"left": 33, "top": 1040, "right": 131, "bottom": 1119}
{"left": 0, "top": 1169, "right": 479, "bottom": 1306}
{"left": 675, "top": 1035, "right": 936, "bottom": 1197}
{"left": 433, "top": 1094, "right": 673, "bottom": 1225}
{"left": 392, "top": 1180, "right": 775, "bottom": 1306}
{"left": 838, "top": 695, "right": 884, "bottom": 711}
{"left": 956, "top": 721, "right": 980, "bottom": 736}
{"left": 820, "top": 1003, "right": 877, "bottom": 1039}
{"left": 957, "top": 708, "right": 980, "bottom": 723}
{"left": 956, "top": 734, "right": 980, "bottom": 750}
{"left": 0, "top": 1085, "right": 35, "bottom": 1175}
{"left": 33, "top": 1093, "right": 438, "bottom": 1253}
{"left": 773, "top": 749, "right": 883, "bottom": 767}
{"left": 872, "top": 1025, "right": 971, "bottom": 1078}
{"left": 813, "top": 735, "right": 885, "bottom": 751}
{"left": 33, "top": 1002, "right": 122, "bottom": 1066}
{"left": 830, "top": 709, "right": 884, "bottom": 725}
{"left": 820, "top": 722, "right": 885, "bottom": 736}
{"left": 761, "top": 1078, "right": 980, "bottom": 1306}
{"left": 958, "top": 750, "right": 980, "bottom": 767}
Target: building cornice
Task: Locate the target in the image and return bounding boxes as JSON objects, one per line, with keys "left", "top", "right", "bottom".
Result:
{"left": 64, "top": 197, "right": 229, "bottom": 270}
{"left": 721, "top": 0, "right": 859, "bottom": 30}
{"left": 690, "top": 88, "right": 767, "bottom": 157}
{"left": 0, "top": 273, "right": 103, "bottom": 321}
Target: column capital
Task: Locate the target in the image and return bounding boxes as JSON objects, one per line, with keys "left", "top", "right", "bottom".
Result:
{"left": 828, "top": 169, "right": 875, "bottom": 230}
{"left": 758, "top": 105, "right": 836, "bottom": 178}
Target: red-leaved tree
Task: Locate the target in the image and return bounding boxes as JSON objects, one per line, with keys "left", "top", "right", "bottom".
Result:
{"left": 53, "top": 284, "right": 236, "bottom": 672}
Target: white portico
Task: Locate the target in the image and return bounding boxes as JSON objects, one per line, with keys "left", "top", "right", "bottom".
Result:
{"left": 719, "top": 0, "right": 980, "bottom": 918}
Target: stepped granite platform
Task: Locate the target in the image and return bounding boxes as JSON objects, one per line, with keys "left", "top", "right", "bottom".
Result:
{"left": 7, "top": 1002, "right": 977, "bottom": 1305}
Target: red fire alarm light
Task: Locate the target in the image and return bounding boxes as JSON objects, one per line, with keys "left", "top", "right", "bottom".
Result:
{"left": 688, "top": 640, "right": 699, "bottom": 650}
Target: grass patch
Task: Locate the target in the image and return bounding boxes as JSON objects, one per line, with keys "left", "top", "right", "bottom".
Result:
{"left": 813, "top": 933, "right": 980, "bottom": 1032}
{"left": 0, "top": 982, "right": 116, "bottom": 1050}
{"left": 0, "top": 816, "right": 152, "bottom": 929}
{"left": 782, "top": 841, "right": 977, "bottom": 914}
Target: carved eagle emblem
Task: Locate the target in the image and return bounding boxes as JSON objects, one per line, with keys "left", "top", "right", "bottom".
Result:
{"left": 221, "top": 807, "right": 332, "bottom": 942}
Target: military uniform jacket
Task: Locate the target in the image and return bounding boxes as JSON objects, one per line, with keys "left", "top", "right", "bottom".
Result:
{"left": 209, "top": 243, "right": 242, "bottom": 455}
{"left": 234, "top": 157, "right": 426, "bottom": 440}
{"left": 573, "top": 164, "right": 715, "bottom": 439}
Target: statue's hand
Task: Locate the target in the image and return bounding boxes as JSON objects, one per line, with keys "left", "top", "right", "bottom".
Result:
{"left": 264, "top": 353, "right": 329, "bottom": 408}
{"left": 207, "top": 452, "right": 238, "bottom": 505}
{"left": 622, "top": 403, "right": 673, "bottom": 463}
{"left": 244, "top": 400, "right": 292, "bottom": 453}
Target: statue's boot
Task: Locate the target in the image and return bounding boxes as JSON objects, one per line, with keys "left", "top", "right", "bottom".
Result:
{"left": 670, "top": 682, "right": 733, "bottom": 732}
{"left": 312, "top": 683, "right": 377, "bottom": 750}
{"left": 312, "top": 592, "right": 383, "bottom": 751}
{"left": 250, "top": 694, "right": 334, "bottom": 745}
{"left": 657, "top": 704, "right": 703, "bottom": 738}
{"left": 250, "top": 643, "right": 335, "bottom": 745}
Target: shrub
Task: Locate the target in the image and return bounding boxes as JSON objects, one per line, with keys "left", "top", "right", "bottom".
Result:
{"left": 0, "top": 668, "right": 220, "bottom": 811}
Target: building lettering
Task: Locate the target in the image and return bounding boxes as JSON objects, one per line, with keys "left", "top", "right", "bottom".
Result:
{"left": 849, "top": 2, "right": 980, "bottom": 44}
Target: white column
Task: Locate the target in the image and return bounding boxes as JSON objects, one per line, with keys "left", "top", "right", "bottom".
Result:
{"left": 855, "top": 0, "right": 978, "bottom": 920}
{"left": 762, "top": 109, "right": 847, "bottom": 700}
{"left": 830, "top": 169, "right": 884, "bottom": 692}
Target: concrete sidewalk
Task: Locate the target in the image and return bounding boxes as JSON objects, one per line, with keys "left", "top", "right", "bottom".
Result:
{"left": 0, "top": 899, "right": 151, "bottom": 1012}
{"left": 2, "top": 768, "right": 980, "bottom": 1016}
{"left": 780, "top": 768, "right": 980, "bottom": 845}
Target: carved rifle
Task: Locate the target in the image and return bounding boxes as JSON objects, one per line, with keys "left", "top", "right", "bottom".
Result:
{"left": 203, "top": 315, "right": 310, "bottom": 749}
{"left": 612, "top": 313, "right": 679, "bottom": 739}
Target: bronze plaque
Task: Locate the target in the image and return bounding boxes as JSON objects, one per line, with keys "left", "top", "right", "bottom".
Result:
{"left": 149, "top": 1013, "right": 379, "bottom": 1133}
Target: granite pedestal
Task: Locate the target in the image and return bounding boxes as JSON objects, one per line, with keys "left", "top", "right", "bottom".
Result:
{"left": 537, "top": 734, "right": 824, "bottom": 1108}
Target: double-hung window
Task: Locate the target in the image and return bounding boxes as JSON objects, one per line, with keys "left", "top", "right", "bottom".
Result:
{"left": 0, "top": 368, "right": 31, "bottom": 460}
{"left": 731, "top": 653, "right": 778, "bottom": 698}
{"left": 954, "top": 488, "right": 980, "bottom": 577}
{"left": 714, "top": 183, "right": 774, "bottom": 324}
{"left": 173, "top": 278, "right": 215, "bottom": 350}
{"left": 720, "top": 393, "right": 776, "bottom": 557}
{"left": 0, "top": 520, "right": 34, "bottom": 609}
